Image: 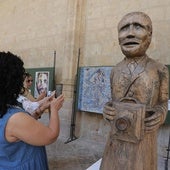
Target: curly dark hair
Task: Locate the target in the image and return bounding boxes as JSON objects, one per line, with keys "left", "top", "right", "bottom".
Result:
{"left": 0, "top": 52, "right": 25, "bottom": 118}
{"left": 23, "top": 72, "right": 32, "bottom": 80}
{"left": 20, "top": 72, "right": 32, "bottom": 95}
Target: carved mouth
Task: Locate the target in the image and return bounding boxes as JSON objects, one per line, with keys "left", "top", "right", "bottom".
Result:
{"left": 123, "top": 42, "right": 139, "bottom": 46}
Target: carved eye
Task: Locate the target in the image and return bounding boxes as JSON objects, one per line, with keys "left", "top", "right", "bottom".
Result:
{"left": 134, "top": 23, "right": 144, "bottom": 30}
{"left": 135, "top": 25, "right": 141, "bottom": 29}
{"left": 121, "top": 25, "right": 128, "bottom": 32}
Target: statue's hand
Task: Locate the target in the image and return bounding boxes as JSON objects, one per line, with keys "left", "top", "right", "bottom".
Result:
{"left": 103, "top": 102, "right": 116, "bottom": 121}
{"left": 144, "top": 108, "right": 163, "bottom": 132}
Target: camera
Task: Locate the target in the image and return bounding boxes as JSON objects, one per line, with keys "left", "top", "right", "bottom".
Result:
{"left": 111, "top": 100, "right": 146, "bottom": 143}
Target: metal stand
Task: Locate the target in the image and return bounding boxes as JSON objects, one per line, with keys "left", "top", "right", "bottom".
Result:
{"left": 53, "top": 51, "right": 56, "bottom": 91}
{"left": 64, "top": 102, "right": 78, "bottom": 143}
{"left": 65, "top": 49, "right": 80, "bottom": 144}
{"left": 165, "top": 133, "right": 170, "bottom": 170}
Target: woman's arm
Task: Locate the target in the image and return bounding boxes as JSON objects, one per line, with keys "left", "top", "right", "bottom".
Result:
{"left": 5, "top": 95, "right": 64, "bottom": 146}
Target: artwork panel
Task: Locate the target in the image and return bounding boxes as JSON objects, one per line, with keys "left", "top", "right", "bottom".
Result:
{"left": 34, "top": 71, "right": 50, "bottom": 98}
{"left": 78, "top": 66, "right": 112, "bottom": 114}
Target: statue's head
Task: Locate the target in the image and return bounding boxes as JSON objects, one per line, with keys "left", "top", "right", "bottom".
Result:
{"left": 118, "top": 12, "right": 152, "bottom": 58}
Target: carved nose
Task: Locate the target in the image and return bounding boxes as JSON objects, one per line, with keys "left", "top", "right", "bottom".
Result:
{"left": 127, "top": 25, "right": 135, "bottom": 38}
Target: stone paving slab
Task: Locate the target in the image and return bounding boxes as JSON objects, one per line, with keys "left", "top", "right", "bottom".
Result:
{"left": 46, "top": 137, "right": 104, "bottom": 170}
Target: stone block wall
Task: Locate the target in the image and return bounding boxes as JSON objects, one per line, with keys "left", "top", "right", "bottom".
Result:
{"left": 0, "top": 1, "right": 169, "bottom": 165}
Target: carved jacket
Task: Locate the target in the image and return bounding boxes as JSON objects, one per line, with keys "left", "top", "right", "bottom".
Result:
{"left": 110, "top": 55, "right": 169, "bottom": 122}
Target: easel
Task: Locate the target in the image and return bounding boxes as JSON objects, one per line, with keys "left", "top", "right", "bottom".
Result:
{"left": 65, "top": 49, "right": 80, "bottom": 144}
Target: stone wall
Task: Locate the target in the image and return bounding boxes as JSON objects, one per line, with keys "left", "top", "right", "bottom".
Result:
{"left": 0, "top": 1, "right": 169, "bottom": 165}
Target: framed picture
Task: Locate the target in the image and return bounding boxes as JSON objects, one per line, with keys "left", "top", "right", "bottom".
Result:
{"left": 34, "top": 71, "right": 50, "bottom": 98}
{"left": 77, "top": 66, "right": 113, "bottom": 114}
{"left": 25, "top": 67, "right": 55, "bottom": 98}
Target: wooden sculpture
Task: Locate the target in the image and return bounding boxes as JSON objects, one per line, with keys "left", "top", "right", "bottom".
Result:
{"left": 100, "top": 12, "right": 169, "bottom": 170}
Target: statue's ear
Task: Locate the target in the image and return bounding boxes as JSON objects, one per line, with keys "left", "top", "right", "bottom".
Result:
{"left": 147, "top": 31, "right": 152, "bottom": 44}
{"left": 149, "top": 30, "right": 152, "bottom": 36}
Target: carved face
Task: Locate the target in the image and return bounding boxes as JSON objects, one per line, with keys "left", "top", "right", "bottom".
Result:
{"left": 118, "top": 12, "right": 152, "bottom": 58}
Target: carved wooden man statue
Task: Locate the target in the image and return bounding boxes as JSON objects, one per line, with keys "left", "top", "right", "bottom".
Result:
{"left": 100, "top": 12, "right": 169, "bottom": 170}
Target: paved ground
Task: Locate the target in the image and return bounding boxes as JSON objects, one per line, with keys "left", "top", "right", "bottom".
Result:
{"left": 46, "top": 137, "right": 104, "bottom": 170}
{"left": 46, "top": 136, "right": 170, "bottom": 170}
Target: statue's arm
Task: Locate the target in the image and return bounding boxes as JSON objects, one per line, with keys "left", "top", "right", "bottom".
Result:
{"left": 145, "top": 66, "right": 169, "bottom": 132}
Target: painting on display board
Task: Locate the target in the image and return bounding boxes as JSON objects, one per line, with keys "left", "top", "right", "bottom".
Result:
{"left": 77, "top": 66, "right": 112, "bottom": 114}
{"left": 34, "top": 71, "right": 50, "bottom": 98}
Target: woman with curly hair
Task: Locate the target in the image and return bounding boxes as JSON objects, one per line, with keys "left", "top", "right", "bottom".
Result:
{"left": 0, "top": 52, "right": 64, "bottom": 170}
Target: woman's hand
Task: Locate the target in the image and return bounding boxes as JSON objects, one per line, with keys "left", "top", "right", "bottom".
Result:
{"left": 50, "top": 94, "right": 64, "bottom": 112}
